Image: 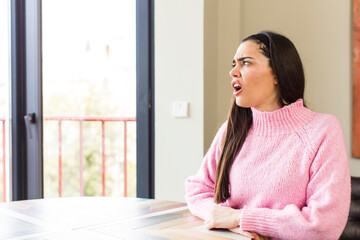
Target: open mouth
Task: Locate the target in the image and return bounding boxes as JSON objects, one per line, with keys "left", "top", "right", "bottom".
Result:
{"left": 231, "top": 79, "right": 242, "bottom": 97}
{"left": 233, "top": 83, "right": 242, "bottom": 92}
{"left": 231, "top": 80, "right": 242, "bottom": 95}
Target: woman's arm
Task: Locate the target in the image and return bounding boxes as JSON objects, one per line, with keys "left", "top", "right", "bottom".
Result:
{"left": 185, "top": 123, "right": 227, "bottom": 220}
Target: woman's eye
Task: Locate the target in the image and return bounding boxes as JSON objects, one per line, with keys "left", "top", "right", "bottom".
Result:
{"left": 231, "top": 60, "right": 250, "bottom": 68}
{"left": 241, "top": 61, "right": 250, "bottom": 66}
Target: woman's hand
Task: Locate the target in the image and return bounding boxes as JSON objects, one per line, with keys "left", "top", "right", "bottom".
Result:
{"left": 229, "top": 227, "right": 256, "bottom": 239}
{"left": 230, "top": 228, "right": 269, "bottom": 240}
{"left": 251, "top": 233, "right": 269, "bottom": 240}
{"left": 204, "top": 205, "right": 242, "bottom": 230}
{"left": 205, "top": 206, "right": 269, "bottom": 239}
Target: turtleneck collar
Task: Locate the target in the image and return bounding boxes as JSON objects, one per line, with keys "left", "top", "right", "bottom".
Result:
{"left": 250, "top": 99, "right": 314, "bottom": 136}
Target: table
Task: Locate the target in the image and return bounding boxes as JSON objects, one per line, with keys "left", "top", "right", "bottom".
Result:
{"left": 0, "top": 197, "right": 250, "bottom": 240}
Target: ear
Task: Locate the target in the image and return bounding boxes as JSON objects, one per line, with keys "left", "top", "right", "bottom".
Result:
{"left": 274, "top": 77, "right": 278, "bottom": 85}
{"left": 272, "top": 72, "right": 278, "bottom": 84}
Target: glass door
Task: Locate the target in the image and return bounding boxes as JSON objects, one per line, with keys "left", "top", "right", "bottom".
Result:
{"left": 0, "top": 0, "right": 10, "bottom": 202}
{"left": 42, "top": 0, "right": 137, "bottom": 198}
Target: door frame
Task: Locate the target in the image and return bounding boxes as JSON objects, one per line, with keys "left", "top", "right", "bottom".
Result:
{"left": 10, "top": 0, "right": 154, "bottom": 200}
{"left": 136, "top": 0, "right": 155, "bottom": 198}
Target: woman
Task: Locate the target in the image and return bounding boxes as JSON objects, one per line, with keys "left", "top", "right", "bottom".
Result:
{"left": 185, "top": 31, "right": 351, "bottom": 240}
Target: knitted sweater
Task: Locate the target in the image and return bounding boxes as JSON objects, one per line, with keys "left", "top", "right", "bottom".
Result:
{"left": 185, "top": 99, "right": 350, "bottom": 240}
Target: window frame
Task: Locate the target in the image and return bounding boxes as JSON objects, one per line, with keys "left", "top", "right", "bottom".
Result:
{"left": 11, "top": 0, "right": 43, "bottom": 201}
{"left": 136, "top": 0, "right": 154, "bottom": 198}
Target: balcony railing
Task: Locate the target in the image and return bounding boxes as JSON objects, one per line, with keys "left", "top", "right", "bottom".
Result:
{"left": 0, "top": 118, "right": 5, "bottom": 202}
{"left": 0, "top": 116, "right": 135, "bottom": 202}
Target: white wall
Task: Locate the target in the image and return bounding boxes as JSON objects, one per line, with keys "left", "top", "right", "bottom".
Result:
{"left": 204, "top": 0, "right": 243, "bottom": 153}
{"left": 155, "top": 0, "right": 204, "bottom": 201}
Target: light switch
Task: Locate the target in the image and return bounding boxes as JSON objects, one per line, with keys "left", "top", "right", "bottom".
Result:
{"left": 172, "top": 101, "right": 189, "bottom": 118}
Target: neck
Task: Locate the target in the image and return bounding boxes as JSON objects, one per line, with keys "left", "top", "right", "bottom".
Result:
{"left": 250, "top": 99, "right": 313, "bottom": 136}
{"left": 253, "top": 99, "right": 281, "bottom": 112}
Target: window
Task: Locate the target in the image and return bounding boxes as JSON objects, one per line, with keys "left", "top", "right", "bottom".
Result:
{"left": 0, "top": 0, "right": 10, "bottom": 202}
{"left": 10, "top": 0, "right": 154, "bottom": 200}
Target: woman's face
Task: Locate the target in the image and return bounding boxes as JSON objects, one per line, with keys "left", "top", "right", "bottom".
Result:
{"left": 230, "top": 40, "right": 280, "bottom": 112}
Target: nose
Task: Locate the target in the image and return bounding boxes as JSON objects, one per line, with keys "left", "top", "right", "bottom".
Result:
{"left": 230, "top": 66, "right": 240, "bottom": 78}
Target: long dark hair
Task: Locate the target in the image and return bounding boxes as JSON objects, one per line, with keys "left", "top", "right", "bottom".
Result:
{"left": 214, "top": 31, "right": 305, "bottom": 203}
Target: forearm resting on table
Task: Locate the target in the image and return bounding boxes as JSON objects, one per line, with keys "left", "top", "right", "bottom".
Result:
{"left": 204, "top": 205, "right": 241, "bottom": 229}
{"left": 204, "top": 206, "right": 268, "bottom": 240}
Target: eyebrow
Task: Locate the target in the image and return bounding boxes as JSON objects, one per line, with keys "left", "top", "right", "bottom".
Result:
{"left": 235, "top": 56, "right": 254, "bottom": 62}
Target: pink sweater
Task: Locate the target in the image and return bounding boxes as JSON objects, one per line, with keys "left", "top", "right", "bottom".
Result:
{"left": 185, "top": 99, "right": 350, "bottom": 240}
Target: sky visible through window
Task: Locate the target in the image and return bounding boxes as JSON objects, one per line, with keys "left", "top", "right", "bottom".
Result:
{"left": 43, "top": 0, "right": 136, "bottom": 118}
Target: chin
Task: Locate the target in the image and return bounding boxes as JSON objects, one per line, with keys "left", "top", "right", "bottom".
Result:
{"left": 235, "top": 98, "right": 250, "bottom": 108}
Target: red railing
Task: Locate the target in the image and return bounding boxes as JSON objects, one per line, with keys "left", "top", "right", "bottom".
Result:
{"left": 45, "top": 116, "right": 136, "bottom": 197}
{"left": 0, "top": 116, "right": 135, "bottom": 201}
{"left": 0, "top": 118, "right": 5, "bottom": 202}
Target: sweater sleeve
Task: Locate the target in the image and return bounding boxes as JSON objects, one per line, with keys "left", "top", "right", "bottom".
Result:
{"left": 240, "top": 116, "right": 351, "bottom": 240}
{"left": 185, "top": 122, "right": 227, "bottom": 220}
